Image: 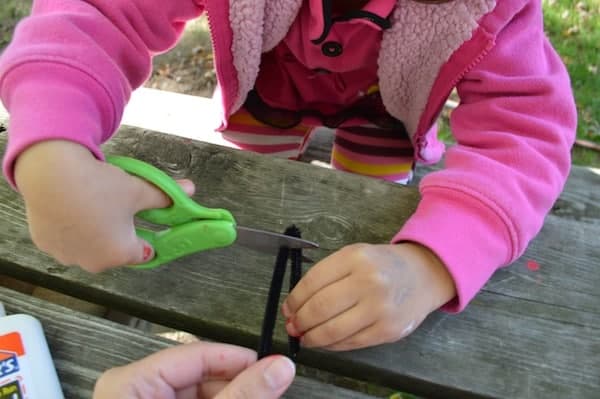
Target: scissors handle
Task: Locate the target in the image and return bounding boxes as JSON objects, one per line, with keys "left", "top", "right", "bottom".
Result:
{"left": 107, "top": 156, "right": 234, "bottom": 226}
{"left": 107, "top": 156, "right": 237, "bottom": 269}
{"left": 135, "top": 219, "right": 236, "bottom": 269}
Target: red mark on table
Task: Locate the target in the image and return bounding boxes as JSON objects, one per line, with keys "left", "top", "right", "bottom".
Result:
{"left": 526, "top": 260, "right": 541, "bottom": 271}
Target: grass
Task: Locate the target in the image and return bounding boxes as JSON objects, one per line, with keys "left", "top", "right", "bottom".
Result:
{"left": 544, "top": 0, "right": 600, "bottom": 166}
{"left": 544, "top": 0, "right": 600, "bottom": 141}
{"left": 437, "top": 0, "right": 600, "bottom": 167}
{"left": 0, "top": 2, "right": 30, "bottom": 49}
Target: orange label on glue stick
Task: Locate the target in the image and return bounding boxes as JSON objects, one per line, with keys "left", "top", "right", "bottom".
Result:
{"left": 0, "top": 332, "right": 25, "bottom": 380}
{"left": 0, "top": 332, "right": 26, "bottom": 356}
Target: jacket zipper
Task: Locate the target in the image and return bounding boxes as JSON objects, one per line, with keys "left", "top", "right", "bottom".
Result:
{"left": 204, "top": 0, "right": 233, "bottom": 129}
{"left": 414, "top": 37, "right": 496, "bottom": 160}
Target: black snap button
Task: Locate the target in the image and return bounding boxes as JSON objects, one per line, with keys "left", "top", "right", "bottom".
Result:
{"left": 322, "top": 41, "right": 343, "bottom": 57}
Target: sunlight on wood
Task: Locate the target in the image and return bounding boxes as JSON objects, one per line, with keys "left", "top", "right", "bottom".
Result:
{"left": 123, "top": 87, "right": 226, "bottom": 145}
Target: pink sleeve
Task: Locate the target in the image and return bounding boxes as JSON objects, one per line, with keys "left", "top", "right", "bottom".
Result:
{"left": 393, "top": 1, "right": 577, "bottom": 311}
{"left": 0, "top": 0, "right": 204, "bottom": 188}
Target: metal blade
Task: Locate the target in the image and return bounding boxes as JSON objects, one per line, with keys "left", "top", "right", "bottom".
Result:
{"left": 235, "top": 226, "right": 319, "bottom": 257}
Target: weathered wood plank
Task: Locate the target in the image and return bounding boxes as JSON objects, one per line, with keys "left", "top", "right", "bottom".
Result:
{"left": 1, "top": 127, "right": 599, "bottom": 398}
{"left": 0, "top": 287, "right": 379, "bottom": 399}
{"left": 552, "top": 167, "right": 600, "bottom": 222}
{"left": 302, "top": 127, "right": 600, "bottom": 221}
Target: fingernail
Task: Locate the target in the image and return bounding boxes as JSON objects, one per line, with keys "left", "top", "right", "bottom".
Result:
{"left": 142, "top": 244, "right": 154, "bottom": 262}
{"left": 179, "top": 179, "right": 195, "bottom": 195}
{"left": 282, "top": 303, "right": 291, "bottom": 318}
{"left": 264, "top": 356, "right": 295, "bottom": 390}
{"left": 286, "top": 319, "right": 302, "bottom": 338}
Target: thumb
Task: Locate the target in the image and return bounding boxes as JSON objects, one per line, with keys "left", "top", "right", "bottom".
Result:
{"left": 216, "top": 356, "right": 295, "bottom": 399}
{"left": 126, "top": 178, "right": 195, "bottom": 265}
{"left": 130, "top": 175, "right": 196, "bottom": 212}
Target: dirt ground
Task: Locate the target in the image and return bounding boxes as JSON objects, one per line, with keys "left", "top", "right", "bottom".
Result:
{"left": 1, "top": 0, "right": 216, "bottom": 97}
{"left": 145, "top": 18, "right": 217, "bottom": 97}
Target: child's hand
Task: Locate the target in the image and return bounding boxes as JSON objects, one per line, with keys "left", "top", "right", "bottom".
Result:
{"left": 281, "top": 243, "right": 456, "bottom": 351}
{"left": 14, "top": 140, "right": 194, "bottom": 272}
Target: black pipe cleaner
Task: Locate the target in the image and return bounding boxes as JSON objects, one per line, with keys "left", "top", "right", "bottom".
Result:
{"left": 258, "top": 225, "right": 303, "bottom": 360}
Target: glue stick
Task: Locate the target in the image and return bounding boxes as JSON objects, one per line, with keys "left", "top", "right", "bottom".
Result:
{"left": 0, "top": 303, "right": 64, "bottom": 399}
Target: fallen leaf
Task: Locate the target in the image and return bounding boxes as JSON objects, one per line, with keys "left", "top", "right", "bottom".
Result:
{"left": 562, "top": 25, "right": 580, "bottom": 36}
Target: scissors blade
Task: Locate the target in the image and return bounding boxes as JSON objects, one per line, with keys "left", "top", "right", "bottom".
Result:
{"left": 235, "top": 226, "right": 319, "bottom": 258}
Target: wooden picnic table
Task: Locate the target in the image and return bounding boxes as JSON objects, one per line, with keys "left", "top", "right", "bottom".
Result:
{"left": 0, "top": 286, "right": 378, "bottom": 398}
{"left": 1, "top": 104, "right": 599, "bottom": 398}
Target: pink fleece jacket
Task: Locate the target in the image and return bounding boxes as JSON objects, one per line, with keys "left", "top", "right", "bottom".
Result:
{"left": 0, "top": 0, "right": 576, "bottom": 311}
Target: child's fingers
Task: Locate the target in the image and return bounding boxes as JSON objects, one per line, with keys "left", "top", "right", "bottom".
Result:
{"left": 67, "top": 231, "right": 152, "bottom": 272}
{"left": 282, "top": 247, "right": 357, "bottom": 318}
{"left": 116, "top": 167, "right": 195, "bottom": 214}
{"left": 321, "top": 323, "right": 384, "bottom": 352}
{"left": 127, "top": 238, "right": 155, "bottom": 266}
{"left": 286, "top": 276, "right": 359, "bottom": 337}
{"left": 120, "top": 174, "right": 195, "bottom": 267}
{"left": 176, "top": 179, "right": 196, "bottom": 196}
{"left": 129, "top": 174, "right": 173, "bottom": 212}
{"left": 323, "top": 318, "right": 420, "bottom": 352}
{"left": 300, "top": 301, "right": 377, "bottom": 348}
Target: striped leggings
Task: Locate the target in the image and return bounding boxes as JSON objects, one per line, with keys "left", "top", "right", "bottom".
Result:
{"left": 221, "top": 108, "right": 415, "bottom": 184}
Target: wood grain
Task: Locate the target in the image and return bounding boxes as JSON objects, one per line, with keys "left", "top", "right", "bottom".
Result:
{"left": 0, "top": 286, "right": 379, "bottom": 399}
{"left": 1, "top": 126, "right": 599, "bottom": 398}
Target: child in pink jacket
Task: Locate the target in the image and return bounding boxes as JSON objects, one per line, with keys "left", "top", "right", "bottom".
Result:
{"left": 0, "top": 0, "right": 576, "bottom": 351}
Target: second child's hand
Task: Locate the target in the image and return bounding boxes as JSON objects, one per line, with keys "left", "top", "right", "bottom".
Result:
{"left": 14, "top": 140, "right": 194, "bottom": 271}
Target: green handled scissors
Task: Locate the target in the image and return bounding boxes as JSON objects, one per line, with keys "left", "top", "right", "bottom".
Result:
{"left": 107, "top": 156, "right": 318, "bottom": 269}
